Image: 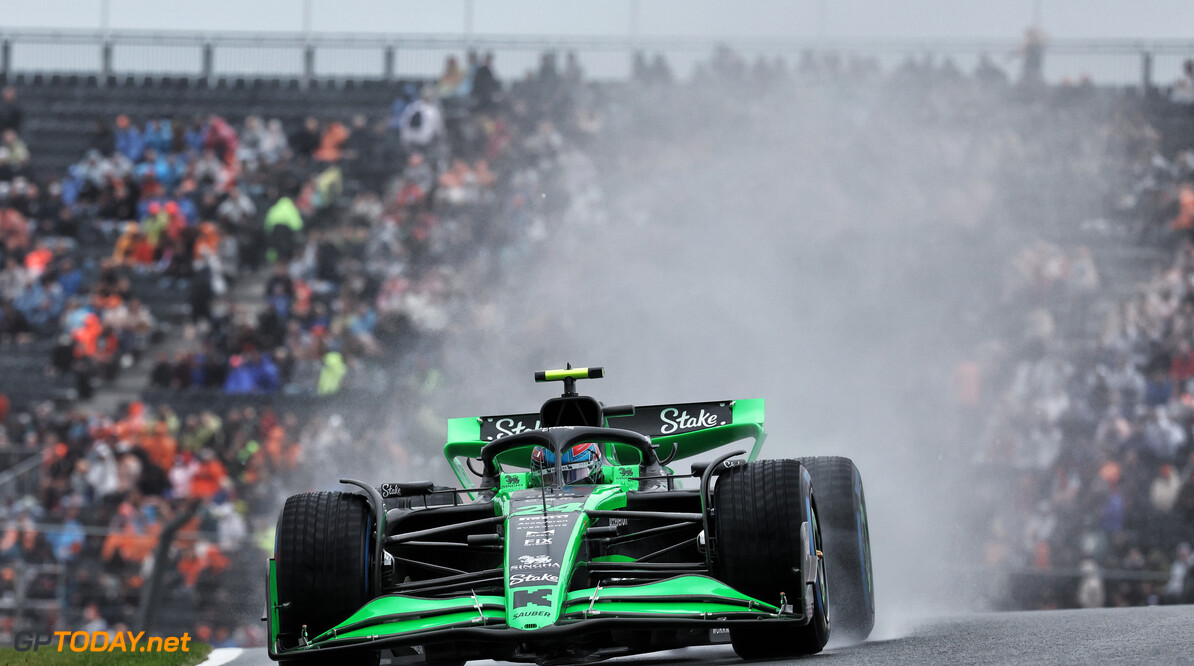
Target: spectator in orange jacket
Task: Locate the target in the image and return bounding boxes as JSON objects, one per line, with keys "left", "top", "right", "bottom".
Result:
{"left": 140, "top": 422, "right": 178, "bottom": 472}
{"left": 189, "top": 450, "right": 228, "bottom": 500}
{"left": 113, "top": 222, "right": 142, "bottom": 265}
{"left": 177, "top": 541, "right": 229, "bottom": 588}
{"left": 193, "top": 222, "right": 220, "bottom": 259}
{"left": 72, "top": 313, "right": 102, "bottom": 358}
{"left": 23, "top": 245, "right": 52, "bottom": 278}
{"left": 314, "top": 121, "right": 349, "bottom": 163}
{"left": 101, "top": 517, "right": 159, "bottom": 565}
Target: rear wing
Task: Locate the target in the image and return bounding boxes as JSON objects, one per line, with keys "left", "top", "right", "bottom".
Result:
{"left": 444, "top": 399, "right": 766, "bottom": 489}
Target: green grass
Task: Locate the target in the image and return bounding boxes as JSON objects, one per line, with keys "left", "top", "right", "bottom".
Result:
{"left": 0, "top": 641, "right": 212, "bottom": 665}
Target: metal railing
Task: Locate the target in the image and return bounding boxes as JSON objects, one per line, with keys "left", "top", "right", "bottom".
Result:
{"left": 0, "top": 29, "right": 1189, "bottom": 87}
{"left": 0, "top": 451, "right": 42, "bottom": 502}
{"left": 0, "top": 516, "right": 228, "bottom": 634}
{"left": 0, "top": 561, "right": 66, "bottom": 634}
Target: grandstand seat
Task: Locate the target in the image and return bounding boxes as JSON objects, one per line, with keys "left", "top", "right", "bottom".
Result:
{"left": 16, "top": 70, "right": 432, "bottom": 173}
{"left": 31, "top": 73, "right": 45, "bottom": 86}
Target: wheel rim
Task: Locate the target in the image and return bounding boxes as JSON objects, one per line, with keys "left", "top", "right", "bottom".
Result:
{"left": 811, "top": 501, "right": 828, "bottom": 619}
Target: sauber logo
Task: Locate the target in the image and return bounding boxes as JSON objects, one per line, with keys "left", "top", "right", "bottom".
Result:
{"left": 519, "top": 555, "right": 551, "bottom": 566}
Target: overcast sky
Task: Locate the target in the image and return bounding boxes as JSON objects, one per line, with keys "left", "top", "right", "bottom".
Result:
{"left": 0, "top": 0, "right": 1190, "bottom": 41}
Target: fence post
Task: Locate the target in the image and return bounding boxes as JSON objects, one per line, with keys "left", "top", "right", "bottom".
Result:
{"left": 1, "top": 39, "right": 10, "bottom": 81}
{"left": 1141, "top": 50, "right": 1153, "bottom": 96}
{"left": 303, "top": 44, "right": 315, "bottom": 87}
{"left": 101, "top": 40, "right": 113, "bottom": 83}
{"left": 384, "top": 45, "right": 395, "bottom": 81}
{"left": 135, "top": 500, "right": 200, "bottom": 634}
{"left": 202, "top": 42, "right": 214, "bottom": 82}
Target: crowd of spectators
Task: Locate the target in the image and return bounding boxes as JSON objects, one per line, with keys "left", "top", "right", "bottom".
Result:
{"left": 0, "top": 84, "right": 171, "bottom": 400}
{"left": 0, "top": 393, "right": 456, "bottom": 646}
{"left": 107, "top": 46, "right": 598, "bottom": 398}
{"left": 976, "top": 88, "right": 1194, "bottom": 609}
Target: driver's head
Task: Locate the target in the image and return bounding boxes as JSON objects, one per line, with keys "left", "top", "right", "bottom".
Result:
{"left": 531, "top": 442, "right": 604, "bottom": 486}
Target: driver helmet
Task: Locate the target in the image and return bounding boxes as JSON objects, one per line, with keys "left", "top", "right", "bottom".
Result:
{"left": 531, "top": 442, "right": 604, "bottom": 486}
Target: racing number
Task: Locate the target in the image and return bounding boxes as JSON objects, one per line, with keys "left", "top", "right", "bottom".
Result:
{"left": 514, "top": 589, "right": 552, "bottom": 607}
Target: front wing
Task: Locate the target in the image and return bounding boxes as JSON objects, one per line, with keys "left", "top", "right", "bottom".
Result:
{"left": 267, "top": 566, "right": 810, "bottom": 660}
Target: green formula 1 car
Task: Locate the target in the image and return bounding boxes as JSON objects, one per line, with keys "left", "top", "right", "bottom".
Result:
{"left": 265, "top": 366, "right": 874, "bottom": 664}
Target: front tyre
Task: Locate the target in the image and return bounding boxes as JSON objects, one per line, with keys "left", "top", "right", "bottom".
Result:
{"left": 798, "top": 456, "right": 875, "bottom": 643}
{"left": 714, "top": 459, "right": 829, "bottom": 658}
{"left": 275, "top": 491, "right": 377, "bottom": 665}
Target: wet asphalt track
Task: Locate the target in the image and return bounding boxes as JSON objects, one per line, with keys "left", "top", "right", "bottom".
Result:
{"left": 229, "top": 605, "right": 1194, "bottom": 665}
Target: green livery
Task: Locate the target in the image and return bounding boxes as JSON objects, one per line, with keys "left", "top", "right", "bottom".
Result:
{"left": 266, "top": 366, "right": 875, "bottom": 663}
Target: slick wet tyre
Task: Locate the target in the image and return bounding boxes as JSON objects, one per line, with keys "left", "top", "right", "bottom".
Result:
{"left": 714, "top": 459, "right": 829, "bottom": 658}
{"left": 798, "top": 456, "right": 875, "bottom": 643}
{"left": 275, "top": 490, "right": 374, "bottom": 661}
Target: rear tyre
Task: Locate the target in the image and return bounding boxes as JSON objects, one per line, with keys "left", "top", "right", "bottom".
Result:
{"left": 798, "top": 456, "right": 875, "bottom": 643}
{"left": 275, "top": 491, "right": 376, "bottom": 665}
{"left": 714, "top": 459, "right": 829, "bottom": 658}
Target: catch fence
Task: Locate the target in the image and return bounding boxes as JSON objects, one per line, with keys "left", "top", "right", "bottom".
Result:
{"left": 0, "top": 30, "right": 1190, "bottom": 88}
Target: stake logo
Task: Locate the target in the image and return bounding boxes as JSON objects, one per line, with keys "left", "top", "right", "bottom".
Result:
{"left": 480, "top": 415, "right": 542, "bottom": 440}
{"left": 510, "top": 572, "right": 559, "bottom": 586}
{"left": 659, "top": 407, "right": 721, "bottom": 434}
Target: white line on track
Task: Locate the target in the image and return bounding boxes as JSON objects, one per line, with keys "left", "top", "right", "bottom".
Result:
{"left": 198, "top": 647, "right": 245, "bottom": 666}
